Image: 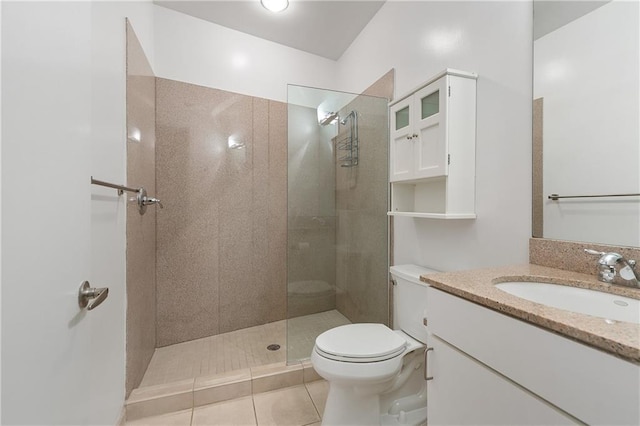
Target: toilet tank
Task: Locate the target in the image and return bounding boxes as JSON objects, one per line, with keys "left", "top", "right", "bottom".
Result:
{"left": 390, "top": 264, "right": 440, "bottom": 344}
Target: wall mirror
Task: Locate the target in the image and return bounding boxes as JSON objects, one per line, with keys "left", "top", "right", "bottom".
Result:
{"left": 532, "top": 0, "right": 639, "bottom": 247}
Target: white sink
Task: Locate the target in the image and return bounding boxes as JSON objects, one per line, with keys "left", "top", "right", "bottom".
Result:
{"left": 495, "top": 281, "right": 640, "bottom": 324}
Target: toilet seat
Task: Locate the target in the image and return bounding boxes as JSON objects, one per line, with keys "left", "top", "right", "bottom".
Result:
{"left": 315, "top": 324, "right": 407, "bottom": 363}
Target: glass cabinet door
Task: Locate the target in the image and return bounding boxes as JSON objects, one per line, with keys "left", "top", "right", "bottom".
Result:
{"left": 413, "top": 76, "right": 448, "bottom": 179}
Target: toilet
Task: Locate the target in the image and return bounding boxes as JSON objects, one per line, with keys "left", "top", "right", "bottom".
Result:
{"left": 311, "top": 264, "right": 438, "bottom": 426}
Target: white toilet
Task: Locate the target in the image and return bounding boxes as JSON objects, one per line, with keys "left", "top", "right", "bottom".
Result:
{"left": 311, "top": 264, "right": 438, "bottom": 426}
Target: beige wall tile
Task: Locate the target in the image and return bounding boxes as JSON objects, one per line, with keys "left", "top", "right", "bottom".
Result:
{"left": 301, "top": 361, "right": 321, "bottom": 383}
{"left": 156, "top": 79, "right": 287, "bottom": 345}
{"left": 194, "top": 369, "right": 252, "bottom": 407}
{"left": 334, "top": 72, "right": 391, "bottom": 325}
{"left": 125, "top": 20, "right": 157, "bottom": 397}
{"left": 253, "top": 386, "right": 320, "bottom": 426}
{"left": 192, "top": 396, "right": 257, "bottom": 426}
{"left": 362, "top": 68, "right": 395, "bottom": 101}
{"left": 128, "top": 378, "right": 194, "bottom": 403}
{"left": 195, "top": 369, "right": 252, "bottom": 389}
{"left": 194, "top": 380, "right": 251, "bottom": 408}
{"left": 126, "top": 378, "right": 193, "bottom": 422}
{"left": 267, "top": 101, "right": 289, "bottom": 323}
{"left": 532, "top": 98, "right": 544, "bottom": 238}
{"left": 251, "top": 363, "right": 303, "bottom": 394}
{"left": 126, "top": 409, "right": 192, "bottom": 426}
{"left": 156, "top": 77, "right": 229, "bottom": 345}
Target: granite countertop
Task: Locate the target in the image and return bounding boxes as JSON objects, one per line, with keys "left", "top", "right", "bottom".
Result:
{"left": 420, "top": 264, "right": 640, "bottom": 363}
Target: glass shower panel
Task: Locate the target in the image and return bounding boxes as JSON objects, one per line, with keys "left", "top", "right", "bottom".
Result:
{"left": 286, "top": 85, "right": 389, "bottom": 364}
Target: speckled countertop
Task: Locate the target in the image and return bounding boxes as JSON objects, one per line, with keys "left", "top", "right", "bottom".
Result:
{"left": 420, "top": 264, "right": 640, "bottom": 363}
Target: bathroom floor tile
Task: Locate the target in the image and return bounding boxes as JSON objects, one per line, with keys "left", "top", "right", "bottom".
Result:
{"left": 125, "top": 408, "right": 192, "bottom": 426}
{"left": 304, "top": 380, "right": 329, "bottom": 418}
{"left": 253, "top": 385, "right": 320, "bottom": 426}
{"left": 192, "top": 396, "right": 257, "bottom": 426}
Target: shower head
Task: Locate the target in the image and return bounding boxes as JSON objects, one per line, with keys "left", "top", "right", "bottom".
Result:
{"left": 340, "top": 110, "right": 356, "bottom": 125}
{"left": 319, "top": 111, "right": 339, "bottom": 126}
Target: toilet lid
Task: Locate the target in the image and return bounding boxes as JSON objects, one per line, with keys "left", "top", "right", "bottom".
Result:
{"left": 315, "top": 324, "right": 407, "bottom": 361}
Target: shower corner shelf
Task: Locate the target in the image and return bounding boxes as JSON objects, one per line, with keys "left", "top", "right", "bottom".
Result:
{"left": 334, "top": 110, "right": 358, "bottom": 168}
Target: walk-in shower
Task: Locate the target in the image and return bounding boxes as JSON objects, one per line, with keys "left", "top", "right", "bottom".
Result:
{"left": 287, "top": 84, "right": 390, "bottom": 364}
{"left": 126, "top": 51, "right": 390, "bottom": 396}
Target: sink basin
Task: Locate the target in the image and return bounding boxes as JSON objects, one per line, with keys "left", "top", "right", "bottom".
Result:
{"left": 495, "top": 281, "right": 640, "bottom": 324}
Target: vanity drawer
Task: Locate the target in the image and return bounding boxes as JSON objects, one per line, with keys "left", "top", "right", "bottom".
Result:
{"left": 427, "top": 287, "right": 640, "bottom": 425}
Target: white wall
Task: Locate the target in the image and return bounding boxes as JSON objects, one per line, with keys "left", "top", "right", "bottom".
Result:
{"left": 0, "top": 2, "right": 3, "bottom": 421}
{"left": 152, "top": 2, "right": 533, "bottom": 272}
{"left": 153, "top": 5, "right": 338, "bottom": 103}
{"left": 337, "top": 1, "right": 533, "bottom": 271}
{"left": 1, "top": 1, "right": 154, "bottom": 423}
{"left": 535, "top": 1, "right": 640, "bottom": 247}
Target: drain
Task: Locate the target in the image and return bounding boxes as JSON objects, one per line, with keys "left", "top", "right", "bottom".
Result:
{"left": 614, "top": 300, "right": 629, "bottom": 307}
{"left": 267, "top": 344, "right": 281, "bottom": 351}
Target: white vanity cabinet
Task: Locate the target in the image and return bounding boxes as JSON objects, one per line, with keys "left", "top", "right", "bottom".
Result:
{"left": 389, "top": 69, "right": 477, "bottom": 219}
{"left": 427, "top": 335, "right": 576, "bottom": 425}
{"left": 426, "top": 287, "right": 640, "bottom": 425}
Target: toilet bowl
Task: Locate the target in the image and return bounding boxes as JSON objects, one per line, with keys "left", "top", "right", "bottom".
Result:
{"left": 311, "top": 264, "right": 439, "bottom": 426}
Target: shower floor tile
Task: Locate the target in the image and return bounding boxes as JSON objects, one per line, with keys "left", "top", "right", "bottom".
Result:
{"left": 287, "top": 310, "right": 351, "bottom": 361}
{"left": 140, "top": 310, "right": 350, "bottom": 388}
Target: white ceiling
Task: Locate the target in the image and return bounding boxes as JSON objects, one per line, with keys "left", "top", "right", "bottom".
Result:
{"left": 533, "top": 0, "right": 610, "bottom": 40}
{"left": 154, "top": 0, "right": 386, "bottom": 60}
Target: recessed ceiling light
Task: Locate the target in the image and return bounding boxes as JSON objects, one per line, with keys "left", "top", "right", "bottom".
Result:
{"left": 261, "top": 0, "right": 289, "bottom": 13}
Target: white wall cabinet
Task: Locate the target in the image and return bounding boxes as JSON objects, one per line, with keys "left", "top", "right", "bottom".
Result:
{"left": 389, "top": 69, "right": 477, "bottom": 219}
{"left": 426, "top": 287, "right": 640, "bottom": 425}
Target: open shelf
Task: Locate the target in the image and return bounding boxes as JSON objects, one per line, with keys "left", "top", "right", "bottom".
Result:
{"left": 387, "top": 211, "right": 476, "bottom": 219}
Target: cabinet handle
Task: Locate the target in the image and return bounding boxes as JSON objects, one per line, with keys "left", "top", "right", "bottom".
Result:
{"left": 424, "top": 347, "right": 434, "bottom": 381}
{"left": 406, "top": 135, "right": 413, "bottom": 140}
{"left": 412, "top": 133, "right": 418, "bottom": 138}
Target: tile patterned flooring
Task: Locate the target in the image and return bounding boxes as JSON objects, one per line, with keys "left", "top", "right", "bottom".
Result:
{"left": 126, "top": 381, "right": 329, "bottom": 426}
{"left": 141, "top": 310, "right": 350, "bottom": 387}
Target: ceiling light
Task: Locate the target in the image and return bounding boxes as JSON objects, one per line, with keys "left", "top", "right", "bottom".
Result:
{"left": 261, "top": 0, "right": 289, "bottom": 13}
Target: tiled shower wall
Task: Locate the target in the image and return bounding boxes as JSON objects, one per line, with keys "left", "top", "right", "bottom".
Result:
{"left": 335, "top": 70, "right": 394, "bottom": 325}
{"left": 155, "top": 78, "right": 287, "bottom": 347}
{"left": 125, "top": 21, "right": 157, "bottom": 396}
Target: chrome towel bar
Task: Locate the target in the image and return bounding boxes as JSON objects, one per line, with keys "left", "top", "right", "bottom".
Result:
{"left": 91, "top": 176, "right": 163, "bottom": 214}
{"left": 91, "top": 176, "right": 139, "bottom": 195}
{"left": 548, "top": 193, "right": 640, "bottom": 201}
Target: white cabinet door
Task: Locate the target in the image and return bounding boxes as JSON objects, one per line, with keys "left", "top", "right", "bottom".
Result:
{"left": 2, "top": 3, "right": 95, "bottom": 424}
{"left": 390, "top": 97, "right": 415, "bottom": 182}
{"left": 427, "top": 336, "right": 577, "bottom": 426}
{"left": 413, "top": 77, "right": 448, "bottom": 179}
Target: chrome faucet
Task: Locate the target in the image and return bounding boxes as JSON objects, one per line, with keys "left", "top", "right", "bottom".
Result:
{"left": 584, "top": 249, "right": 640, "bottom": 288}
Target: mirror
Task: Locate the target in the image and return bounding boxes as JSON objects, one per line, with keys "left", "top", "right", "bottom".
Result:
{"left": 532, "top": 0, "right": 639, "bottom": 247}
